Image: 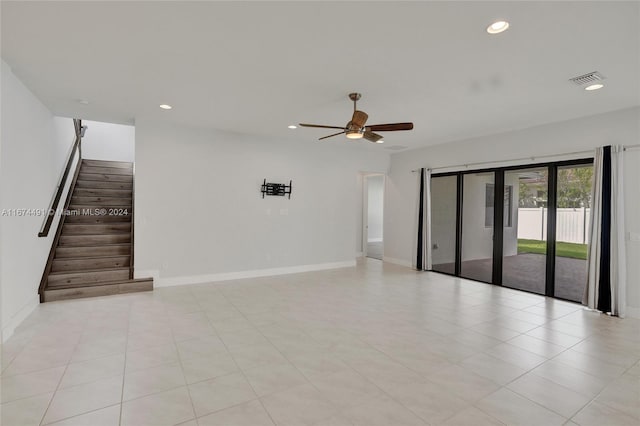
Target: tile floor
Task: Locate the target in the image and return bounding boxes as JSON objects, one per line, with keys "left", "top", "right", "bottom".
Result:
{"left": 1, "top": 259, "right": 639, "bottom": 426}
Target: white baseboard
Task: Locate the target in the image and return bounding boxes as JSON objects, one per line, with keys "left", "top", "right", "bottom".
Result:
{"left": 2, "top": 294, "right": 39, "bottom": 343}
{"left": 143, "top": 260, "right": 357, "bottom": 288}
{"left": 382, "top": 256, "right": 413, "bottom": 268}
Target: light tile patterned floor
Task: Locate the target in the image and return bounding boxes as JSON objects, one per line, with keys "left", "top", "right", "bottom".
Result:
{"left": 1, "top": 259, "right": 639, "bottom": 426}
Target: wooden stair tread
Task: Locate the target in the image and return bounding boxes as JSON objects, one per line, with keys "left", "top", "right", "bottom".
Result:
{"left": 49, "top": 266, "right": 130, "bottom": 276}
{"left": 55, "top": 244, "right": 131, "bottom": 258}
{"left": 64, "top": 215, "right": 131, "bottom": 223}
{"left": 53, "top": 254, "right": 130, "bottom": 261}
{"left": 48, "top": 266, "right": 129, "bottom": 276}
{"left": 60, "top": 236, "right": 131, "bottom": 240}
{"left": 82, "top": 159, "right": 133, "bottom": 169}
{"left": 61, "top": 232, "right": 131, "bottom": 236}
{"left": 71, "top": 196, "right": 132, "bottom": 201}
{"left": 75, "top": 181, "right": 133, "bottom": 190}
{"left": 43, "top": 278, "right": 153, "bottom": 302}
{"left": 77, "top": 173, "right": 133, "bottom": 183}
{"left": 47, "top": 278, "right": 149, "bottom": 290}
{"left": 51, "top": 255, "right": 130, "bottom": 272}
{"left": 80, "top": 166, "right": 133, "bottom": 175}
{"left": 69, "top": 204, "right": 132, "bottom": 209}
{"left": 64, "top": 210, "right": 132, "bottom": 218}
{"left": 62, "top": 223, "right": 131, "bottom": 235}
{"left": 73, "top": 188, "right": 132, "bottom": 197}
{"left": 48, "top": 267, "right": 130, "bottom": 287}
{"left": 62, "top": 223, "right": 131, "bottom": 228}
{"left": 47, "top": 277, "right": 152, "bottom": 290}
{"left": 58, "top": 234, "right": 131, "bottom": 246}
{"left": 68, "top": 207, "right": 132, "bottom": 211}
{"left": 56, "top": 242, "right": 131, "bottom": 246}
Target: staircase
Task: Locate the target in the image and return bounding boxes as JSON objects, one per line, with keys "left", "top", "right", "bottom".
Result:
{"left": 42, "top": 159, "right": 152, "bottom": 302}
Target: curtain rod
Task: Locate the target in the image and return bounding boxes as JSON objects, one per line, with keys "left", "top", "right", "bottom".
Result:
{"left": 411, "top": 144, "right": 640, "bottom": 173}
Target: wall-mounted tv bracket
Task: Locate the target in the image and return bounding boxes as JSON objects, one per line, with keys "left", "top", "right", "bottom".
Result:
{"left": 261, "top": 179, "right": 292, "bottom": 199}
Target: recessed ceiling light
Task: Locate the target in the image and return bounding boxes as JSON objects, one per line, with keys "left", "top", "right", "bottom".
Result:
{"left": 78, "top": 99, "right": 89, "bottom": 105}
{"left": 375, "top": 140, "right": 384, "bottom": 144}
{"left": 288, "top": 125, "right": 297, "bottom": 129}
{"left": 487, "top": 20, "right": 510, "bottom": 34}
{"left": 584, "top": 83, "right": 604, "bottom": 91}
{"left": 159, "top": 104, "right": 172, "bottom": 110}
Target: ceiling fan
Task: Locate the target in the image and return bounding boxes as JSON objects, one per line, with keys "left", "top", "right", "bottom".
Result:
{"left": 299, "top": 93, "right": 413, "bottom": 143}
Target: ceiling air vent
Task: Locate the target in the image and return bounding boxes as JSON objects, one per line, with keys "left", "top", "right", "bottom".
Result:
{"left": 569, "top": 71, "right": 605, "bottom": 86}
{"left": 385, "top": 145, "right": 408, "bottom": 151}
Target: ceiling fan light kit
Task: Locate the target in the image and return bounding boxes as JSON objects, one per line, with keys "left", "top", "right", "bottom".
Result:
{"left": 299, "top": 93, "right": 413, "bottom": 143}
{"left": 346, "top": 122, "right": 364, "bottom": 139}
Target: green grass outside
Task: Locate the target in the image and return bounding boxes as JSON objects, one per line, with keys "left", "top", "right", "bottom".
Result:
{"left": 518, "top": 238, "right": 588, "bottom": 260}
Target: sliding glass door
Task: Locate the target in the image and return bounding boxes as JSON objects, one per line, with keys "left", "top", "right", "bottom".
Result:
{"left": 431, "top": 175, "right": 458, "bottom": 274}
{"left": 554, "top": 164, "right": 593, "bottom": 302}
{"left": 460, "top": 172, "right": 494, "bottom": 283}
{"left": 502, "top": 168, "right": 548, "bottom": 295}
{"left": 430, "top": 159, "right": 593, "bottom": 302}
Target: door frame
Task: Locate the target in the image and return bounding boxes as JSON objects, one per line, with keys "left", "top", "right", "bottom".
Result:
{"left": 361, "top": 173, "right": 386, "bottom": 259}
{"left": 431, "top": 157, "right": 593, "bottom": 301}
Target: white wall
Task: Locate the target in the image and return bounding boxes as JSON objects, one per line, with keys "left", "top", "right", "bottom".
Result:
{"left": 134, "top": 119, "right": 389, "bottom": 286}
{"left": 366, "top": 175, "right": 384, "bottom": 242}
{"left": 81, "top": 120, "right": 135, "bottom": 162}
{"left": 386, "top": 107, "right": 640, "bottom": 314}
{"left": 0, "top": 61, "right": 75, "bottom": 341}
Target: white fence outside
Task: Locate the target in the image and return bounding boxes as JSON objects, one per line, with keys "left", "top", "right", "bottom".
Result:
{"left": 517, "top": 208, "right": 590, "bottom": 244}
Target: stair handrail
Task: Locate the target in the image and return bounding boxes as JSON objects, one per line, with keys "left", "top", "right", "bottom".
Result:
{"left": 38, "top": 119, "right": 84, "bottom": 237}
{"left": 130, "top": 162, "right": 135, "bottom": 279}
{"left": 38, "top": 119, "right": 85, "bottom": 301}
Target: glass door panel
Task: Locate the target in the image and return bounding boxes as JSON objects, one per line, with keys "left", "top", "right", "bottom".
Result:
{"left": 554, "top": 165, "right": 593, "bottom": 302}
{"left": 502, "top": 168, "right": 548, "bottom": 295}
{"left": 431, "top": 175, "right": 457, "bottom": 274}
{"left": 461, "top": 172, "right": 494, "bottom": 283}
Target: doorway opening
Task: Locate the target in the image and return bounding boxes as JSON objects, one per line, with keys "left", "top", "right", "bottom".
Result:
{"left": 364, "top": 174, "right": 384, "bottom": 260}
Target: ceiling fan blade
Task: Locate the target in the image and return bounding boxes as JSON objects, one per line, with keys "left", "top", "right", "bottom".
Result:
{"left": 299, "top": 123, "right": 345, "bottom": 130}
{"left": 351, "top": 110, "right": 368, "bottom": 128}
{"left": 363, "top": 131, "right": 384, "bottom": 143}
{"left": 319, "top": 131, "right": 346, "bottom": 140}
{"left": 367, "top": 122, "right": 414, "bottom": 132}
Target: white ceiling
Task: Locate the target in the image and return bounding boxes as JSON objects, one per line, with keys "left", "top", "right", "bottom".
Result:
{"left": 2, "top": 1, "right": 639, "bottom": 151}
